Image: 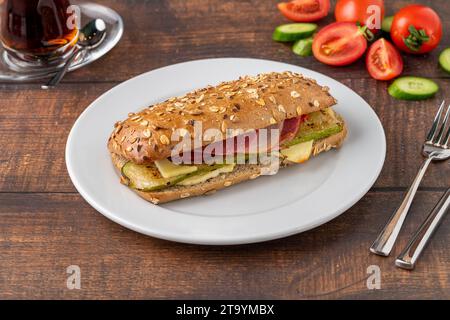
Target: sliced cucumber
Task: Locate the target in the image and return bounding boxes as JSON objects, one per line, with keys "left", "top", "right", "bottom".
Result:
{"left": 122, "top": 162, "right": 229, "bottom": 191}
{"left": 381, "top": 16, "right": 394, "bottom": 33}
{"left": 283, "top": 108, "right": 343, "bottom": 147}
{"left": 388, "top": 77, "right": 439, "bottom": 101}
{"left": 272, "top": 23, "right": 317, "bottom": 42}
{"left": 285, "top": 125, "right": 343, "bottom": 147}
{"left": 439, "top": 48, "right": 450, "bottom": 74}
{"left": 292, "top": 37, "right": 313, "bottom": 57}
{"left": 122, "top": 162, "right": 186, "bottom": 191}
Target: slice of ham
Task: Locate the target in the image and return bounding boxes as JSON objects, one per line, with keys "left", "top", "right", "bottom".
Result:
{"left": 280, "top": 114, "right": 307, "bottom": 145}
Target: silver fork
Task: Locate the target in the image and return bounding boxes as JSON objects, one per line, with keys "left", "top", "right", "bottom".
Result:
{"left": 370, "top": 101, "right": 450, "bottom": 256}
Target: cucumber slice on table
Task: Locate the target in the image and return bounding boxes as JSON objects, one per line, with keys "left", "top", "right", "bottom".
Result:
{"left": 388, "top": 76, "right": 439, "bottom": 101}
{"left": 381, "top": 16, "right": 394, "bottom": 33}
{"left": 439, "top": 48, "right": 450, "bottom": 74}
{"left": 292, "top": 37, "right": 313, "bottom": 56}
{"left": 273, "top": 23, "right": 317, "bottom": 42}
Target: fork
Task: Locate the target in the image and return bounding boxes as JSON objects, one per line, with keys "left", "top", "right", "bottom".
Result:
{"left": 370, "top": 101, "right": 450, "bottom": 256}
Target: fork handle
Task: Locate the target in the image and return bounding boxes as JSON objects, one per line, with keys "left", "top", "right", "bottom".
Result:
{"left": 396, "top": 188, "right": 450, "bottom": 270}
{"left": 370, "top": 157, "right": 435, "bottom": 256}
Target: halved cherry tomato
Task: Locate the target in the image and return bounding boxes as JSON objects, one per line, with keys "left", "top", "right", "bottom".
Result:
{"left": 335, "top": 0, "right": 385, "bottom": 32}
{"left": 391, "top": 5, "right": 442, "bottom": 54}
{"left": 312, "top": 22, "right": 367, "bottom": 66}
{"left": 278, "top": 0, "right": 330, "bottom": 22}
{"left": 366, "top": 38, "right": 403, "bottom": 80}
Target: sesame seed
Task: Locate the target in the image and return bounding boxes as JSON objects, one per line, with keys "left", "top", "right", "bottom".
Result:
{"left": 180, "top": 193, "right": 190, "bottom": 198}
{"left": 297, "top": 106, "right": 303, "bottom": 115}
{"left": 270, "top": 117, "right": 277, "bottom": 125}
{"left": 278, "top": 105, "right": 286, "bottom": 113}
{"left": 125, "top": 146, "right": 133, "bottom": 152}
{"left": 188, "top": 109, "right": 203, "bottom": 116}
{"left": 224, "top": 181, "right": 232, "bottom": 187}
{"left": 269, "top": 96, "right": 277, "bottom": 104}
{"left": 313, "top": 100, "right": 320, "bottom": 107}
{"left": 209, "top": 106, "right": 219, "bottom": 112}
{"left": 160, "top": 135, "right": 170, "bottom": 145}
{"left": 143, "top": 129, "right": 152, "bottom": 138}
{"left": 140, "top": 120, "right": 149, "bottom": 126}
{"left": 195, "top": 94, "right": 204, "bottom": 103}
{"left": 291, "top": 91, "right": 300, "bottom": 98}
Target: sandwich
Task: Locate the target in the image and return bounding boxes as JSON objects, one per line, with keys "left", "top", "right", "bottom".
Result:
{"left": 108, "top": 71, "right": 347, "bottom": 204}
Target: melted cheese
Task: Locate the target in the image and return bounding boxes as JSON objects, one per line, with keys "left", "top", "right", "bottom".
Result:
{"left": 154, "top": 159, "right": 198, "bottom": 178}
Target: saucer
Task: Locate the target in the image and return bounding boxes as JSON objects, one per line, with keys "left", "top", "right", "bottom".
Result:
{"left": 0, "top": 1, "right": 123, "bottom": 82}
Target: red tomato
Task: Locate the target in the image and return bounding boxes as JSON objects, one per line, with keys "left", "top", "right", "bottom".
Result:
{"left": 335, "top": 0, "right": 385, "bottom": 31}
{"left": 391, "top": 5, "right": 442, "bottom": 54}
{"left": 312, "top": 22, "right": 367, "bottom": 66}
{"left": 277, "top": 0, "right": 330, "bottom": 22}
{"left": 366, "top": 38, "right": 403, "bottom": 80}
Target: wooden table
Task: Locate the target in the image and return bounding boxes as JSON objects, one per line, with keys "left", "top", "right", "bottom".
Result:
{"left": 1, "top": 0, "right": 449, "bottom": 300}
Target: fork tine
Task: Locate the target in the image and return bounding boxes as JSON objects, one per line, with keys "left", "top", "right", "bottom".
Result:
{"left": 427, "top": 100, "right": 446, "bottom": 142}
{"left": 435, "top": 104, "right": 450, "bottom": 145}
{"left": 442, "top": 124, "right": 450, "bottom": 147}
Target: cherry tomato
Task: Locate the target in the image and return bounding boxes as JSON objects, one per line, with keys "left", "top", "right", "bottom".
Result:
{"left": 312, "top": 22, "right": 367, "bottom": 66}
{"left": 335, "top": 0, "right": 385, "bottom": 32}
{"left": 366, "top": 38, "right": 403, "bottom": 80}
{"left": 277, "top": 0, "right": 330, "bottom": 22}
{"left": 391, "top": 5, "right": 442, "bottom": 54}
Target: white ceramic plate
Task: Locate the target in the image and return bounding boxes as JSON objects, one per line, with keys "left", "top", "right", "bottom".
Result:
{"left": 66, "top": 58, "right": 386, "bottom": 245}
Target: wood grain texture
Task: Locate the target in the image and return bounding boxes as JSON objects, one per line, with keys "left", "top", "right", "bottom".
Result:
{"left": 0, "top": 191, "right": 448, "bottom": 299}
{"left": 0, "top": 0, "right": 449, "bottom": 299}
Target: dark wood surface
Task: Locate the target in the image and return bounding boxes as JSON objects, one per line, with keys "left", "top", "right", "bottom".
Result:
{"left": 0, "top": 0, "right": 449, "bottom": 299}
